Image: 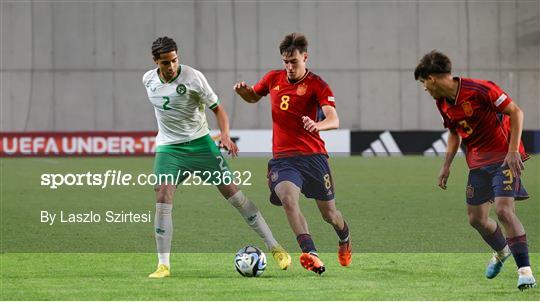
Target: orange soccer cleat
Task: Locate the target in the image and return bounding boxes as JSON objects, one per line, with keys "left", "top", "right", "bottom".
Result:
{"left": 338, "top": 240, "right": 352, "bottom": 266}
{"left": 300, "top": 252, "right": 325, "bottom": 275}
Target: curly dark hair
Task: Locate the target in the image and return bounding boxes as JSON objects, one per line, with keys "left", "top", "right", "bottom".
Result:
{"left": 151, "top": 36, "right": 178, "bottom": 59}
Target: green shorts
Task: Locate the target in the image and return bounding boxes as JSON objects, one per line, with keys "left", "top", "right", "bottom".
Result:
{"left": 153, "top": 134, "right": 230, "bottom": 185}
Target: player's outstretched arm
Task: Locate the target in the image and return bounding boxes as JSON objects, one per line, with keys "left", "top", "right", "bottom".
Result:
{"left": 438, "top": 129, "right": 461, "bottom": 190}
{"left": 233, "top": 82, "right": 262, "bottom": 103}
{"left": 211, "top": 104, "right": 239, "bottom": 157}
{"left": 302, "top": 105, "right": 339, "bottom": 133}
{"left": 501, "top": 102, "right": 525, "bottom": 178}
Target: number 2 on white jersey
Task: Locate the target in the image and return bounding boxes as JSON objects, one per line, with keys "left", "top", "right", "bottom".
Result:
{"left": 162, "top": 96, "right": 171, "bottom": 110}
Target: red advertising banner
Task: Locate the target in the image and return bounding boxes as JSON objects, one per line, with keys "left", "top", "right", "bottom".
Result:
{"left": 0, "top": 132, "right": 157, "bottom": 157}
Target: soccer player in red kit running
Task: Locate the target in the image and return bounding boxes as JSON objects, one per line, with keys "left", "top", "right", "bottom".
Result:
{"left": 233, "top": 33, "right": 351, "bottom": 275}
{"left": 415, "top": 50, "right": 536, "bottom": 291}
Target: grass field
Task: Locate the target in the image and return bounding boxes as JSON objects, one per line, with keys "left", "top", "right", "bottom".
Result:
{"left": 2, "top": 253, "right": 539, "bottom": 300}
{"left": 1, "top": 156, "right": 539, "bottom": 300}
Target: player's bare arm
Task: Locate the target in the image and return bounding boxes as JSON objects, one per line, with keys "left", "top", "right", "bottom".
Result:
{"left": 233, "top": 82, "right": 262, "bottom": 103}
{"left": 302, "top": 105, "right": 339, "bottom": 133}
{"left": 501, "top": 102, "right": 525, "bottom": 178}
{"left": 438, "top": 129, "right": 461, "bottom": 190}
{"left": 211, "top": 104, "right": 239, "bottom": 157}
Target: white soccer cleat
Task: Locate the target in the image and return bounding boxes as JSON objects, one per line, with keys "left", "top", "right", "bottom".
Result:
{"left": 517, "top": 267, "right": 537, "bottom": 291}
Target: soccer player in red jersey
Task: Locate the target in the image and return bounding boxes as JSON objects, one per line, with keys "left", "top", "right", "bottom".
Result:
{"left": 415, "top": 50, "right": 536, "bottom": 291}
{"left": 233, "top": 33, "right": 351, "bottom": 274}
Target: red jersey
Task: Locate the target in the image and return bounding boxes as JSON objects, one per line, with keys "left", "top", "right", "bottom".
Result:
{"left": 253, "top": 69, "right": 335, "bottom": 158}
{"left": 436, "top": 77, "right": 528, "bottom": 169}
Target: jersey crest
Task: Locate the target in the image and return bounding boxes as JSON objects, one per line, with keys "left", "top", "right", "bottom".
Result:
{"left": 296, "top": 83, "right": 308, "bottom": 96}
{"left": 462, "top": 101, "right": 473, "bottom": 117}
{"left": 176, "top": 83, "right": 187, "bottom": 95}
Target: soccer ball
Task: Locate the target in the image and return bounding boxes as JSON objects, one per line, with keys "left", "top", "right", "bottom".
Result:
{"left": 234, "top": 245, "right": 267, "bottom": 277}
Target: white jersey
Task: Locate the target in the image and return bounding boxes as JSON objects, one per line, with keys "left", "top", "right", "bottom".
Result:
{"left": 142, "top": 65, "right": 220, "bottom": 145}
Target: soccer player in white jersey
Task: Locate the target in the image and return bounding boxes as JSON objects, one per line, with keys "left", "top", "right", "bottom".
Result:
{"left": 143, "top": 37, "right": 291, "bottom": 278}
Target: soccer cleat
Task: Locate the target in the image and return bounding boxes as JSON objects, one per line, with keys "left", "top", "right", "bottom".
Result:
{"left": 485, "top": 252, "right": 511, "bottom": 279}
{"left": 300, "top": 252, "right": 325, "bottom": 275}
{"left": 271, "top": 245, "right": 292, "bottom": 270}
{"left": 338, "top": 240, "right": 352, "bottom": 266}
{"left": 517, "top": 267, "right": 537, "bottom": 291}
{"left": 148, "top": 264, "right": 170, "bottom": 278}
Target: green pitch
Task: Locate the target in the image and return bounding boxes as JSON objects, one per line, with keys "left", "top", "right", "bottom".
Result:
{"left": 1, "top": 156, "right": 539, "bottom": 300}
{"left": 2, "top": 252, "right": 539, "bottom": 300}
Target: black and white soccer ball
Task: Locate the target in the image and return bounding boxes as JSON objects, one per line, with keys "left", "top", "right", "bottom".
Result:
{"left": 234, "top": 245, "right": 267, "bottom": 277}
